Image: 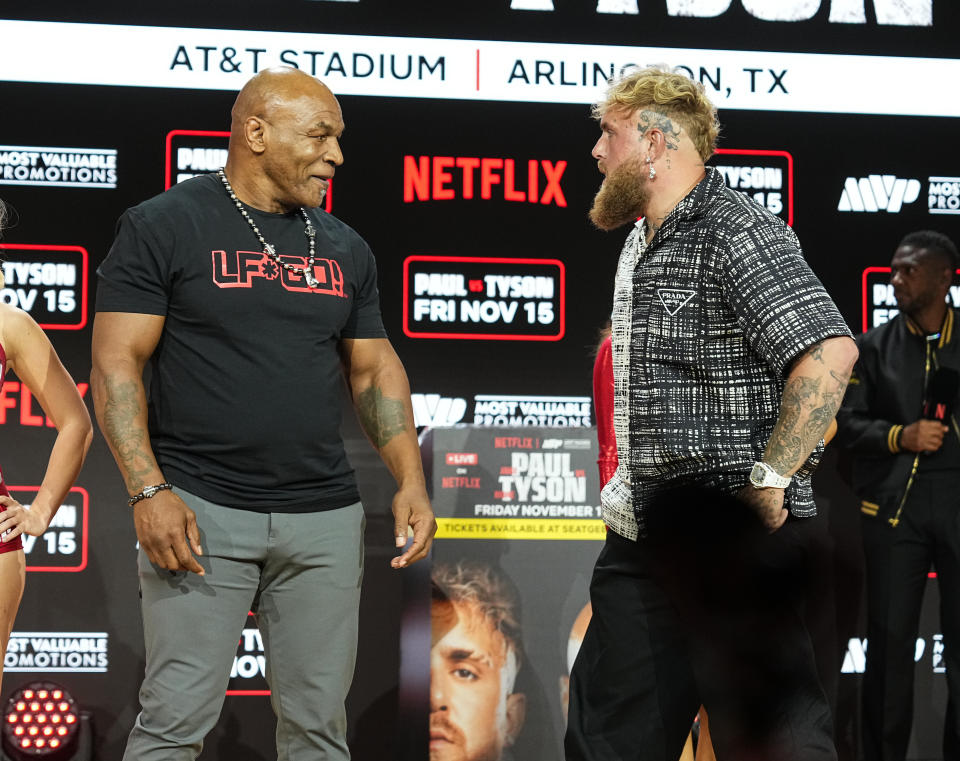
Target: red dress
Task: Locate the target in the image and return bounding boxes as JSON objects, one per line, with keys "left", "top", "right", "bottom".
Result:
{"left": 593, "top": 335, "right": 618, "bottom": 486}
{"left": 0, "top": 341, "right": 24, "bottom": 553}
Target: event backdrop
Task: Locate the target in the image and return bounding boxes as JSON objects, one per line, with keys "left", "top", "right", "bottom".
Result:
{"left": 1, "top": 2, "right": 959, "bottom": 759}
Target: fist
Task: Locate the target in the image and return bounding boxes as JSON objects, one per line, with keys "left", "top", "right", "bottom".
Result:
{"left": 901, "top": 420, "right": 949, "bottom": 453}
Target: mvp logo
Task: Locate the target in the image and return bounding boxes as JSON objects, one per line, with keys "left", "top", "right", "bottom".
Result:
{"left": 403, "top": 156, "right": 567, "bottom": 206}
{"left": 838, "top": 176, "right": 921, "bottom": 213}
{"left": 412, "top": 394, "right": 467, "bottom": 427}
{"left": 656, "top": 288, "right": 695, "bottom": 315}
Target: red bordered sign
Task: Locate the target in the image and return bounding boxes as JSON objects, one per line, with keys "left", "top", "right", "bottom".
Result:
{"left": 0, "top": 244, "right": 89, "bottom": 330}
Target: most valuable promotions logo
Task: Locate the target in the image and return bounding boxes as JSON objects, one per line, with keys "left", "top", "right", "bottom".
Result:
{"left": 0, "top": 146, "right": 117, "bottom": 189}
{"left": 5, "top": 632, "right": 108, "bottom": 673}
{"left": 929, "top": 176, "right": 960, "bottom": 215}
{"left": 473, "top": 395, "right": 592, "bottom": 426}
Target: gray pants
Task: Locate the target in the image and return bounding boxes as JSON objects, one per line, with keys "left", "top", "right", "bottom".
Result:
{"left": 123, "top": 488, "right": 365, "bottom": 761}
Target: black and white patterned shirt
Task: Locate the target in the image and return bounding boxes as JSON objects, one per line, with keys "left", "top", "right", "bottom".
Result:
{"left": 603, "top": 168, "right": 851, "bottom": 539}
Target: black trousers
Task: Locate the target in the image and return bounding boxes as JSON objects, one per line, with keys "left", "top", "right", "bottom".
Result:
{"left": 565, "top": 488, "right": 836, "bottom": 761}
{"left": 861, "top": 474, "right": 960, "bottom": 761}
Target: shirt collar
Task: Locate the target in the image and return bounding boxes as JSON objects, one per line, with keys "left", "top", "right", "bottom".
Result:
{"left": 647, "top": 167, "right": 722, "bottom": 248}
{"left": 904, "top": 307, "right": 955, "bottom": 348}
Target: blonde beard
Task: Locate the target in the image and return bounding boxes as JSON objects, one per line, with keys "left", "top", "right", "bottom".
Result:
{"left": 588, "top": 155, "right": 650, "bottom": 231}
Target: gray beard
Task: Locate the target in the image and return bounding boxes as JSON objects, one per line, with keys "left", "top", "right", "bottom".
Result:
{"left": 588, "top": 158, "right": 650, "bottom": 231}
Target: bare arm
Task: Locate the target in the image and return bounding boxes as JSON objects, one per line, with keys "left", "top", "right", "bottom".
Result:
{"left": 340, "top": 337, "right": 436, "bottom": 568}
{"left": 741, "top": 335, "right": 859, "bottom": 530}
{"left": 0, "top": 305, "right": 92, "bottom": 540}
{"left": 91, "top": 311, "right": 203, "bottom": 574}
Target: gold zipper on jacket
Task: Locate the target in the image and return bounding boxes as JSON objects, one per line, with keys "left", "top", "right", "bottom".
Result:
{"left": 888, "top": 339, "right": 932, "bottom": 527}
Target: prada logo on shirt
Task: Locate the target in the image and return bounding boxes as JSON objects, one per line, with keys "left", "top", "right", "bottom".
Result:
{"left": 656, "top": 288, "right": 695, "bottom": 316}
{"left": 211, "top": 250, "right": 347, "bottom": 297}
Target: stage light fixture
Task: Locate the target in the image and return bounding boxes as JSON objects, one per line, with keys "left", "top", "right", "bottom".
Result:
{"left": 1, "top": 682, "right": 88, "bottom": 761}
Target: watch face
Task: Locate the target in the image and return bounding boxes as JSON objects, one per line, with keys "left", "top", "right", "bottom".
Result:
{"left": 749, "top": 463, "right": 765, "bottom": 486}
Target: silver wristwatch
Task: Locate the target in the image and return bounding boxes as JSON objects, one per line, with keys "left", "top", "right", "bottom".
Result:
{"left": 749, "top": 462, "right": 791, "bottom": 489}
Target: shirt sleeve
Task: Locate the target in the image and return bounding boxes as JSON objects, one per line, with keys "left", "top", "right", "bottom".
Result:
{"left": 721, "top": 223, "right": 852, "bottom": 377}
{"left": 95, "top": 208, "right": 171, "bottom": 315}
{"left": 341, "top": 238, "right": 387, "bottom": 339}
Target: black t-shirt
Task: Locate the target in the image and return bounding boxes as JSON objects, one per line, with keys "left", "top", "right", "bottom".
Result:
{"left": 96, "top": 173, "right": 386, "bottom": 511}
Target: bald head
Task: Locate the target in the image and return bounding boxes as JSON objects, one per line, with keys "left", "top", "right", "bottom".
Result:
{"left": 223, "top": 67, "right": 344, "bottom": 213}
{"left": 230, "top": 67, "right": 335, "bottom": 136}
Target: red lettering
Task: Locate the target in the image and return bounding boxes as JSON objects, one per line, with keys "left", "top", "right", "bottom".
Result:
{"left": 280, "top": 257, "right": 347, "bottom": 297}
{"left": 445, "top": 452, "right": 479, "bottom": 466}
{"left": 212, "top": 250, "right": 262, "bottom": 288}
{"left": 432, "top": 156, "right": 455, "bottom": 200}
{"left": 441, "top": 476, "right": 481, "bottom": 488}
{"left": 456, "top": 157, "right": 480, "bottom": 199}
{"left": 403, "top": 155, "right": 430, "bottom": 202}
{"left": 0, "top": 382, "right": 18, "bottom": 425}
{"left": 0, "top": 382, "right": 90, "bottom": 427}
{"left": 528, "top": 159, "right": 539, "bottom": 203}
{"left": 937, "top": 403, "right": 947, "bottom": 420}
{"left": 503, "top": 159, "right": 525, "bottom": 202}
{"left": 402, "top": 156, "right": 567, "bottom": 206}
{"left": 480, "top": 158, "right": 503, "bottom": 199}
{"left": 540, "top": 160, "right": 568, "bottom": 207}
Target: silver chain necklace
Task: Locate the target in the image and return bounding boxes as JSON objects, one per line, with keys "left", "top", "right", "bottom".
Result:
{"left": 217, "top": 168, "right": 319, "bottom": 288}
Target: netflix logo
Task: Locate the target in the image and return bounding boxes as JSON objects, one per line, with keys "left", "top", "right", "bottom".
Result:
{"left": 403, "top": 155, "right": 567, "bottom": 206}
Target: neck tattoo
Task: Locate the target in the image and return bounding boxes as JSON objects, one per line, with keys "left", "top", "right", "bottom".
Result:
{"left": 217, "top": 168, "right": 319, "bottom": 289}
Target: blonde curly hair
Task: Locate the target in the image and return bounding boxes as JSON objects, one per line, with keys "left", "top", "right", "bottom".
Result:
{"left": 593, "top": 65, "right": 720, "bottom": 162}
{"left": 432, "top": 560, "right": 523, "bottom": 668}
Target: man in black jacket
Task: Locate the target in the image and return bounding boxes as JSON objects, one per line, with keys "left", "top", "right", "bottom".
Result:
{"left": 837, "top": 229, "right": 960, "bottom": 761}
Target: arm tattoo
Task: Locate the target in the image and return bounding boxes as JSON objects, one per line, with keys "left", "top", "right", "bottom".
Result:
{"left": 356, "top": 386, "right": 409, "bottom": 449}
{"left": 101, "top": 376, "right": 155, "bottom": 492}
{"left": 637, "top": 109, "right": 681, "bottom": 151}
{"left": 765, "top": 367, "right": 847, "bottom": 474}
{"left": 801, "top": 342, "right": 825, "bottom": 363}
